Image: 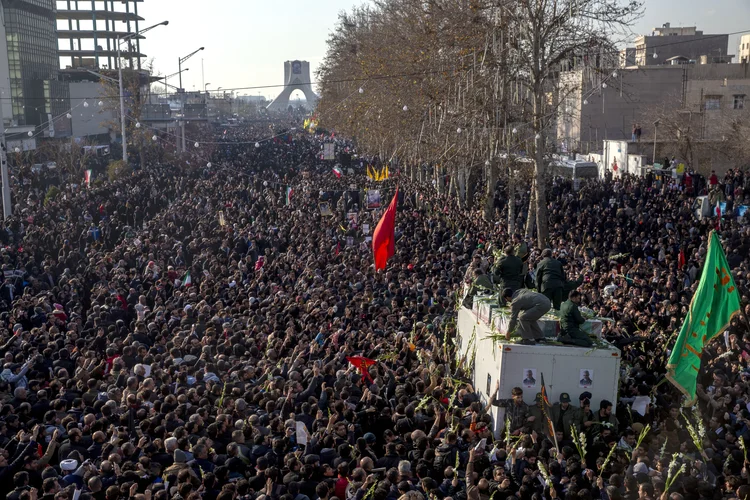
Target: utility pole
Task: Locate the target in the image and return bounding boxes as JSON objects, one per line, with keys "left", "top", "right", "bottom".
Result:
{"left": 0, "top": 88, "right": 10, "bottom": 219}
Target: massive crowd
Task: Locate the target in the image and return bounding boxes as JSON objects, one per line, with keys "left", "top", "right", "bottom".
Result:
{"left": 0, "top": 122, "right": 748, "bottom": 500}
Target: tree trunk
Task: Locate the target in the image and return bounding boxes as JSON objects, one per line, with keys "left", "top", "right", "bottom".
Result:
{"left": 484, "top": 159, "right": 498, "bottom": 222}
{"left": 532, "top": 83, "right": 549, "bottom": 249}
{"left": 409, "top": 163, "right": 416, "bottom": 181}
{"left": 456, "top": 166, "right": 468, "bottom": 208}
{"left": 525, "top": 178, "right": 536, "bottom": 243}
{"left": 436, "top": 165, "right": 445, "bottom": 194}
{"left": 465, "top": 166, "right": 476, "bottom": 210}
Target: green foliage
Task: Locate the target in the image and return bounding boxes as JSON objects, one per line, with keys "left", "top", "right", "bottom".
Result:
{"left": 43, "top": 186, "right": 60, "bottom": 206}
{"left": 107, "top": 160, "right": 130, "bottom": 182}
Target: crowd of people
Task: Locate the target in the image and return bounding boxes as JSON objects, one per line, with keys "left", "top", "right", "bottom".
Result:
{"left": 0, "top": 121, "right": 748, "bottom": 500}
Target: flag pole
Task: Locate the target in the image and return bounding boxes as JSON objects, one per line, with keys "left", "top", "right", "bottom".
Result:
{"left": 540, "top": 372, "right": 560, "bottom": 451}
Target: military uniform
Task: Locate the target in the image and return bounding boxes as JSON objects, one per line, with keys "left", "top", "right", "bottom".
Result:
{"left": 491, "top": 398, "right": 530, "bottom": 434}
{"left": 463, "top": 273, "right": 494, "bottom": 309}
{"left": 559, "top": 299, "right": 593, "bottom": 347}
{"left": 515, "top": 241, "right": 530, "bottom": 282}
{"left": 493, "top": 254, "right": 524, "bottom": 293}
{"left": 515, "top": 241, "right": 529, "bottom": 261}
{"left": 548, "top": 402, "right": 581, "bottom": 440}
{"left": 592, "top": 410, "right": 619, "bottom": 437}
{"left": 508, "top": 289, "right": 551, "bottom": 341}
{"left": 535, "top": 257, "right": 565, "bottom": 309}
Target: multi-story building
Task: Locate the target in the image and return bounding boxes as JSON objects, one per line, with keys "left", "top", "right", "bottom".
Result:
{"left": 633, "top": 23, "right": 730, "bottom": 66}
{"left": 57, "top": 0, "right": 145, "bottom": 70}
{"left": 739, "top": 34, "right": 750, "bottom": 64}
{"left": 556, "top": 66, "right": 686, "bottom": 153}
{"left": 557, "top": 64, "right": 750, "bottom": 154}
{"left": 0, "top": 0, "right": 71, "bottom": 138}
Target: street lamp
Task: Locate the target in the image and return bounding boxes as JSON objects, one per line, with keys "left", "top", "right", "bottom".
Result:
{"left": 118, "top": 20, "right": 169, "bottom": 165}
{"left": 164, "top": 68, "right": 188, "bottom": 97}
{"left": 178, "top": 47, "right": 205, "bottom": 152}
{"left": 205, "top": 83, "right": 212, "bottom": 93}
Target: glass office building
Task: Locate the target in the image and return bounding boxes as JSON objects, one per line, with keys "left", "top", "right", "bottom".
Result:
{"left": 2, "top": 0, "right": 70, "bottom": 134}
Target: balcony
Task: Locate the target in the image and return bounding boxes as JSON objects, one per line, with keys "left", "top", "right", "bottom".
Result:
{"left": 56, "top": 10, "right": 144, "bottom": 22}
{"left": 57, "top": 30, "right": 145, "bottom": 40}
{"left": 58, "top": 49, "right": 145, "bottom": 59}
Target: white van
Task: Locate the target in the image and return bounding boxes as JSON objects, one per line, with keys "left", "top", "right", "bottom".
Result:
{"left": 550, "top": 160, "right": 599, "bottom": 180}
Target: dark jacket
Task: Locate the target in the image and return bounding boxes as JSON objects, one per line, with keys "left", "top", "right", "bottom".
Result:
{"left": 462, "top": 274, "right": 494, "bottom": 309}
{"left": 559, "top": 300, "right": 586, "bottom": 334}
{"left": 535, "top": 257, "right": 565, "bottom": 292}
{"left": 493, "top": 254, "right": 524, "bottom": 291}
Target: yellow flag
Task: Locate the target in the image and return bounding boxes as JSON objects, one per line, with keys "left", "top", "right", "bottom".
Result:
{"left": 385, "top": 166, "right": 390, "bottom": 179}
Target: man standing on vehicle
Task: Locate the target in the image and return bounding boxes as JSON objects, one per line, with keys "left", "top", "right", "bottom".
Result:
{"left": 463, "top": 267, "right": 494, "bottom": 310}
{"left": 501, "top": 287, "right": 551, "bottom": 345}
{"left": 493, "top": 245, "right": 524, "bottom": 294}
{"left": 535, "top": 249, "right": 566, "bottom": 310}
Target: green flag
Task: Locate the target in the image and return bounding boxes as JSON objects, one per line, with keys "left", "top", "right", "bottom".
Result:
{"left": 667, "top": 231, "right": 740, "bottom": 404}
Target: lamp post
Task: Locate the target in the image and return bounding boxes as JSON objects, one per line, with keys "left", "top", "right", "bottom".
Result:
{"left": 164, "top": 68, "right": 188, "bottom": 99}
{"left": 178, "top": 47, "right": 204, "bottom": 152}
{"left": 205, "top": 83, "right": 212, "bottom": 94}
{"left": 117, "top": 20, "right": 169, "bottom": 165}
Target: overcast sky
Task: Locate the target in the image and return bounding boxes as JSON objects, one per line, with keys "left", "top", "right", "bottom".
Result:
{"left": 138, "top": 0, "right": 750, "bottom": 99}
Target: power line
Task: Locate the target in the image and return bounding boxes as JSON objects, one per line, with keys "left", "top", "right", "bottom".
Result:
{"left": 4, "top": 27, "right": 750, "bottom": 104}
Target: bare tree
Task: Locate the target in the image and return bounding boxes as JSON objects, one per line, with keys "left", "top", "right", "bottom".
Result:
{"left": 316, "top": 0, "right": 642, "bottom": 244}
{"left": 39, "top": 138, "right": 97, "bottom": 182}
{"left": 98, "top": 60, "right": 161, "bottom": 167}
{"left": 506, "top": 0, "right": 643, "bottom": 247}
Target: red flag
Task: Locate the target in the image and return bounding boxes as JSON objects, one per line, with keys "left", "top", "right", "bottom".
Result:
{"left": 372, "top": 188, "right": 399, "bottom": 271}
{"left": 346, "top": 356, "right": 376, "bottom": 383}
{"left": 678, "top": 248, "right": 686, "bottom": 269}
{"left": 716, "top": 201, "right": 722, "bottom": 230}
{"left": 335, "top": 241, "right": 340, "bottom": 256}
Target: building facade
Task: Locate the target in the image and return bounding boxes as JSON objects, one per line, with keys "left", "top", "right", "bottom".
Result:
{"left": 739, "top": 34, "right": 750, "bottom": 64}
{"left": 633, "top": 23, "right": 729, "bottom": 66}
{"left": 557, "top": 64, "right": 750, "bottom": 156}
{"left": 57, "top": 0, "right": 145, "bottom": 70}
{"left": 683, "top": 64, "right": 750, "bottom": 140}
{"left": 0, "top": 0, "right": 70, "bottom": 136}
{"left": 556, "top": 66, "right": 685, "bottom": 153}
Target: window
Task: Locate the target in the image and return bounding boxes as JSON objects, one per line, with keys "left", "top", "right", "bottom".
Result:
{"left": 734, "top": 95, "right": 746, "bottom": 110}
{"left": 705, "top": 96, "right": 722, "bottom": 111}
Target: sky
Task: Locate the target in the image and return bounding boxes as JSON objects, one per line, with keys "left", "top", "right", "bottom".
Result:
{"left": 138, "top": 0, "right": 750, "bottom": 100}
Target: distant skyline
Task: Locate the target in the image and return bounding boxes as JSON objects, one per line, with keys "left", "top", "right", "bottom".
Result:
{"left": 137, "top": 0, "right": 750, "bottom": 100}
